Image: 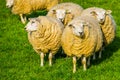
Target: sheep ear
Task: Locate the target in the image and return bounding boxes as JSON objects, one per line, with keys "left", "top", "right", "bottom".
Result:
{"left": 106, "top": 10, "right": 112, "bottom": 14}
{"left": 28, "top": 18, "right": 37, "bottom": 21}
{"left": 28, "top": 18, "right": 32, "bottom": 21}
{"left": 52, "top": 10, "right": 56, "bottom": 14}
{"left": 90, "top": 11, "right": 97, "bottom": 16}
{"left": 35, "top": 18, "right": 41, "bottom": 23}
{"left": 66, "top": 10, "right": 71, "bottom": 14}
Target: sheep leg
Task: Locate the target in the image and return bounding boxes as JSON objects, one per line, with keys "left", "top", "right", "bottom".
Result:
{"left": 40, "top": 52, "right": 44, "bottom": 67}
{"left": 87, "top": 56, "right": 91, "bottom": 66}
{"left": 93, "top": 53, "right": 96, "bottom": 60}
{"left": 82, "top": 56, "right": 86, "bottom": 71}
{"left": 73, "top": 56, "right": 76, "bottom": 73}
{"left": 49, "top": 53, "right": 52, "bottom": 66}
{"left": 24, "top": 16, "right": 27, "bottom": 23}
{"left": 99, "top": 48, "right": 103, "bottom": 59}
{"left": 20, "top": 14, "right": 26, "bottom": 24}
{"left": 61, "top": 50, "right": 64, "bottom": 54}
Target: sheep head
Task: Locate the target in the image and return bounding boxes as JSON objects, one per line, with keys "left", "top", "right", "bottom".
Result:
{"left": 52, "top": 9, "right": 71, "bottom": 22}
{"left": 68, "top": 20, "right": 88, "bottom": 38}
{"left": 90, "top": 9, "right": 112, "bottom": 24}
{"left": 25, "top": 18, "right": 40, "bottom": 32}
{"left": 6, "top": 0, "right": 14, "bottom": 8}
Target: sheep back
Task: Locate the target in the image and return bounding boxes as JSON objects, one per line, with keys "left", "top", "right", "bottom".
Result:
{"left": 47, "top": 2, "right": 83, "bottom": 25}
{"left": 12, "top": 0, "right": 60, "bottom": 14}
{"left": 80, "top": 7, "right": 105, "bottom": 18}
{"left": 28, "top": 16, "right": 64, "bottom": 54}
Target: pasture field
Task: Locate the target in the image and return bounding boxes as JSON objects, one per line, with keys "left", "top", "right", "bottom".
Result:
{"left": 0, "top": 0, "right": 120, "bottom": 80}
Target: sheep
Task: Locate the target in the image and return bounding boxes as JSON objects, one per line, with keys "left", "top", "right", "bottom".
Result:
{"left": 61, "top": 15, "right": 103, "bottom": 73}
{"left": 80, "top": 7, "right": 116, "bottom": 58}
{"left": 6, "top": 0, "right": 61, "bottom": 24}
{"left": 25, "top": 16, "right": 64, "bottom": 66}
{"left": 47, "top": 2, "right": 84, "bottom": 26}
{"left": 80, "top": 15, "right": 103, "bottom": 61}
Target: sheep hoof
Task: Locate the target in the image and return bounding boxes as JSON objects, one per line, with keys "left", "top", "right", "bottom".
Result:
{"left": 99, "top": 55, "right": 102, "bottom": 59}
{"left": 49, "top": 64, "right": 52, "bottom": 66}
{"left": 73, "top": 70, "right": 76, "bottom": 73}
{"left": 40, "top": 64, "right": 44, "bottom": 67}
{"left": 22, "top": 21, "right": 26, "bottom": 24}
{"left": 93, "top": 55, "right": 96, "bottom": 60}
{"left": 84, "top": 69, "right": 86, "bottom": 71}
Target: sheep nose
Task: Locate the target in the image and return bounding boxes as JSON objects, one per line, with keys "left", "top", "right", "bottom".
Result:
{"left": 24, "top": 27, "right": 26, "bottom": 30}
{"left": 100, "top": 19, "right": 104, "bottom": 21}
{"left": 79, "top": 32, "right": 83, "bottom": 35}
{"left": 6, "top": 5, "right": 12, "bottom": 8}
{"left": 59, "top": 18, "right": 63, "bottom": 22}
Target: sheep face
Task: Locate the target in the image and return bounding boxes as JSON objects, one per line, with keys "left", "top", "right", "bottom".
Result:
{"left": 25, "top": 18, "right": 40, "bottom": 32}
{"left": 52, "top": 9, "right": 71, "bottom": 22}
{"left": 90, "top": 10, "right": 112, "bottom": 24}
{"left": 69, "top": 21, "right": 87, "bottom": 38}
{"left": 90, "top": 10, "right": 106, "bottom": 24}
{"left": 6, "top": 0, "right": 14, "bottom": 8}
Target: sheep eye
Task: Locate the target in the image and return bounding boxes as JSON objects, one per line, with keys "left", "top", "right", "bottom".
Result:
{"left": 31, "top": 21, "right": 35, "bottom": 24}
{"left": 72, "top": 26, "right": 75, "bottom": 28}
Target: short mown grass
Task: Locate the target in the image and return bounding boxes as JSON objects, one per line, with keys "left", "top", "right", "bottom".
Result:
{"left": 0, "top": 0, "right": 120, "bottom": 80}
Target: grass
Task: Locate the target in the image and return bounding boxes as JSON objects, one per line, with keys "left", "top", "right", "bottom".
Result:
{"left": 0, "top": 0, "right": 120, "bottom": 80}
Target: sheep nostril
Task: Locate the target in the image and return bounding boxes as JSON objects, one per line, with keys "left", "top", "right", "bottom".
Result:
{"left": 79, "top": 32, "right": 82, "bottom": 35}
{"left": 100, "top": 19, "right": 103, "bottom": 21}
{"left": 6, "top": 5, "right": 12, "bottom": 8}
{"left": 24, "top": 27, "right": 26, "bottom": 30}
{"left": 59, "top": 18, "right": 63, "bottom": 22}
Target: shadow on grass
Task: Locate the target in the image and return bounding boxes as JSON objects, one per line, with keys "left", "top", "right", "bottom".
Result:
{"left": 55, "top": 47, "right": 67, "bottom": 59}
{"left": 91, "top": 36, "right": 120, "bottom": 65}
{"left": 26, "top": 10, "right": 48, "bottom": 19}
{"left": 53, "top": 36, "right": 120, "bottom": 68}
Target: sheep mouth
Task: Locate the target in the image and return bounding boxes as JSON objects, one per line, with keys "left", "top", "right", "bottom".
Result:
{"left": 6, "top": 5, "right": 13, "bottom": 8}
{"left": 25, "top": 28, "right": 37, "bottom": 32}
{"left": 58, "top": 18, "right": 64, "bottom": 22}
{"left": 76, "top": 33, "right": 84, "bottom": 38}
{"left": 99, "top": 20, "right": 105, "bottom": 24}
{"left": 79, "top": 35, "right": 84, "bottom": 38}
{"left": 99, "top": 21, "right": 105, "bottom": 25}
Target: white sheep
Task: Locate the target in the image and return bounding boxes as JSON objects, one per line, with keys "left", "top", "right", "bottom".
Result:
{"left": 25, "top": 16, "right": 64, "bottom": 66}
{"left": 47, "top": 2, "right": 84, "bottom": 26}
{"left": 61, "top": 15, "right": 103, "bottom": 73}
{"left": 6, "top": 0, "right": 61, "bottom": 24}
{"left": 80, "top": 7, "right": 116, "bottom": 58}
{"left": 80, "top": 15, "right": 103, "bottom": 64}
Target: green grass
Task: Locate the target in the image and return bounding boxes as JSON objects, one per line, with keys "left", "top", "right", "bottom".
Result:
{"left": 0, "top": 0, "right": 120, "bottom": 80}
